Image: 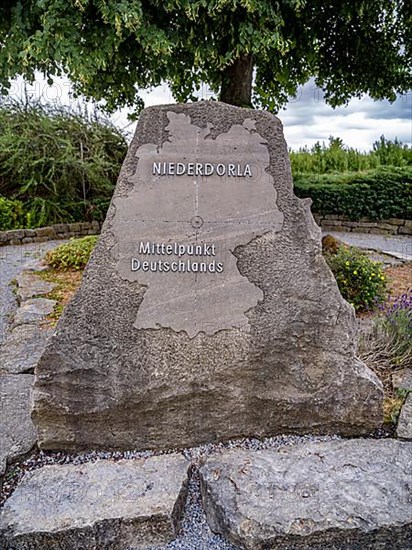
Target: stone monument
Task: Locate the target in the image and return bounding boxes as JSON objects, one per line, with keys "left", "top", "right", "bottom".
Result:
{"left": 32, "top": 102, "right": 383, "bottom": 451}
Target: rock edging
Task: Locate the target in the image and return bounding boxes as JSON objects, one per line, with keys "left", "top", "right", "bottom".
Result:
{"left": 0, "top": 221, "right": 102, "bottom": 247}
{"left": 314, "top": 214, "right": 412, "bottom": 235}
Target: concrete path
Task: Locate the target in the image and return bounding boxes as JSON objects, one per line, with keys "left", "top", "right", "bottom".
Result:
{"left": 0, "top": 241, "right": 64, "bottom": 346}
{"left": 324, "top": 231, "right": 412, "bottom": 261}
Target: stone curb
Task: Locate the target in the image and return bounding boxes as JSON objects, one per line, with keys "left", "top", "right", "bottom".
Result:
{"left": 0, "top": 221, "right": 102, "bottom": 247}
{"left": 314, "top": 214, "right": 412, "bottom": 235}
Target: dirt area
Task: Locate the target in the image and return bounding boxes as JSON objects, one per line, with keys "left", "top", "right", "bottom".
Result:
{"left": 385, "top": 262, "right": 412, "bottom": 297}
{"left": 38, "top": 269, "right": 83, "bottom": 326}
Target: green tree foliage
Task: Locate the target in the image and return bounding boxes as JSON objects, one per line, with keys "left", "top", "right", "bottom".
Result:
{"left": 0, "top": 1, "right": 410, "bottom": 112}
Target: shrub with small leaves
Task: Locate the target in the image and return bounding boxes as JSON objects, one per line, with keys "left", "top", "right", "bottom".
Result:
{"left": 325, "top": 245, "right": 388, "bottom": 311}
{"left": 45, "top": 236, "right": 98, "bottom": 270}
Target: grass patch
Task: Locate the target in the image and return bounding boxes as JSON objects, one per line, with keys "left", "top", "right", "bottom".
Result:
{"left": 38, "top": 269, "right": 83, "bottom": 325}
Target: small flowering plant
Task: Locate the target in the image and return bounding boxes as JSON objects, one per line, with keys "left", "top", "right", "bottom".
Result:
{"left": 325, "top": 245, "right": 388, "bottom": 311}
{"left": 379, "top": 290, "right": 412, "bottom": 366}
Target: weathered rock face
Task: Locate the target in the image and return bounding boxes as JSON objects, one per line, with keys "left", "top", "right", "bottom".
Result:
{"left": 0, "top": 454, "right": 189, "bottom": 549}
{"left": 199, "top": 439, "right": 412, "bottom": 550}
{"left": 0, "top": 375, "right": 37, "bottom": 476}
{"left": 33, "top": 102, "right": 382, "bottom": 452}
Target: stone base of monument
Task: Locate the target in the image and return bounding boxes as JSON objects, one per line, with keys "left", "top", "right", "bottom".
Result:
{"left": 1, "top": 439, "right": 411, "bottom": 550}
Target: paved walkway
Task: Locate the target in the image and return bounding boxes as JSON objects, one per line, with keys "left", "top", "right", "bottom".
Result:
{"left": 324, "top": 231, "right": 412, "bottom": 261}
{"left": 0, "top": 241, "right": 65, "bottom": 346}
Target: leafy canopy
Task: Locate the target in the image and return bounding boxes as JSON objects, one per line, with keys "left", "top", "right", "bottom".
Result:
{"left": 0, "top": 0, "right": 411, "bottom": 114}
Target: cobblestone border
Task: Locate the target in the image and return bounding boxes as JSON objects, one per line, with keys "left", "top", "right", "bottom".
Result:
{"left": 0, "top": 221, "right": 102, "bottom": 247}
{"left": 1, "top": 217, "right": 411, "bottom": 247}
{"left": 314, "top": 215, "right": 412, "bottom": 236}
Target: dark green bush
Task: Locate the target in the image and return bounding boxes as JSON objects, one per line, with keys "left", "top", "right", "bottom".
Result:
{"left": 0, "top": 99, "right": 127, "bottom": 228}
{"left": 45, "top": 236, "right": 98, "bottom": 270}
{"left": 0, "top": 197, "right": 25, "bottom": 230}
{"left": 325, "top": 245, "right": 388, "bottom": 311}
{"left": 294, "top": 167, "right": 412, "bottom": 220}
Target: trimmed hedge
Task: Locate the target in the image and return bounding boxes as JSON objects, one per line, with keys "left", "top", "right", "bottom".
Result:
{"left": 293, "top": 167, "right": 412, "bottom": 221}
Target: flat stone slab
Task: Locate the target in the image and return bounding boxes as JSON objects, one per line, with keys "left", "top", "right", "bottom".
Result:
{"left": 397, "top": 394, "right": 412, "bottom": 440}
{"left": 0, "top": 454, "right": 189, "bottom": 549}
{"left": 0, "top": 325, "right": 51, "bottom": 374}
{"left": 16, "top": 272, "right": 55, "bottom": 303}
{"left": 392, "top": 368, "right": 412, "bottom": 392}
{"left": 12, "top": 298, "right": 56, "bottom": 327}
{"left": 199, "top": 439, "right": 412, "bottom": 549}
{"left": 0, "top": 375, "right": 37, "bottom": 476}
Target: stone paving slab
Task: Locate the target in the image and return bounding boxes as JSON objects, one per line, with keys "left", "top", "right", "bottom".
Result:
{"left": 199, "top": 439, "right": 412, "bottom": 550}
{"left": 397, "top": 394, "right": 412, "bottom": 440}
{"left": 0, "top": 454, "right": 189, "bottom": 549}
{"left": 0, "top": 375, "right": 36, "bottom": 476}
{"left": 12, "top": 298, "right": 56, "bottom": 327}
{"left": 15, "top": 272, "right": 56, "bottom": 303}
{"left": 0, "top": 324, "right": 51, "bottom": 374}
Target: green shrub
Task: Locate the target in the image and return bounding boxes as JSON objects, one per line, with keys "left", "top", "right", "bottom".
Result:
{"left": 0, "top": 196, "right": 25, "bottom": 230}
{"left": 290, "top": 135, "right": 411, "bottom": 175}
{"left": 325, "top": 245, "right": 388, "bottom": 311}
{"left": 294, "top": 167, "right": 412, "bottom": 220}
{"left": 0, "top": 99, "right": 126, "bottom": 228}
{"left": 45, "top": 236, "right": 98, "bottom": 270}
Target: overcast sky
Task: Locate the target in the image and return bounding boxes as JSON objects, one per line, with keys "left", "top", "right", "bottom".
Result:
{"left": 8, "top": 75, "right": 411, "bottom": 151}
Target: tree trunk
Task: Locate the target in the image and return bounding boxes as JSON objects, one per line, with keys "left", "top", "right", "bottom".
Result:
{"left": 219, "top": 53, "right": 253, "bottom": 107}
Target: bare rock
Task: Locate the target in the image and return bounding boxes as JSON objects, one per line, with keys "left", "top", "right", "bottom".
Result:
{"left": 12, "top": 298, "right": 56, "bottom": 327}
{"left": 0, "top": 454, "right": 189, "bottom": 549}
{"left": 16, "top": 272, "right": 55, "bottom": 303}
{"left": 392, "top": 369, "right": 412, "bottom": 392}
{"left": 397, "top": 394, "right": 412, "bottom": 440}
{"left": 199, "top": 439, "right": 412, "bottom": 550}
{"left": 0, "top": 375, "right": 37, "bottom": 476}
{"left": 33, "top": 102, "right": 383, "bottom": 453}
{"left": 0, "top": 325, "right": 51, "bottom": 374}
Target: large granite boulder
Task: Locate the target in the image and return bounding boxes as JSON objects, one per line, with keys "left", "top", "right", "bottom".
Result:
{"left": 199, "top": 439, "right": 412, "bottom": 549}
{"left": 32, "top": 101, "right": 383, "bottom": 452}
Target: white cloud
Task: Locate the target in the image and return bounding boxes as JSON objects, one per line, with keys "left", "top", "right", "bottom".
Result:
{"left": 6, "top": 74, "right": 411, "bottom": 151}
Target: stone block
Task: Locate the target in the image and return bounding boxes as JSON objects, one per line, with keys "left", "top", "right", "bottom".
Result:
{"left": 397, "top": 394, "right": 412, "bottom": 440}
{"left": 35, "top": 227, "right": 56, "bottom": 238}
{"left": 0, "top": 375, "right": 37, "bottom": 476}
{"left": 0, "top": 324, "right": 50, "bottom": 375}
{"left": 199, "top": 439, "right": 412, "bottom": 550}
{"left": 0, "top": 454, "right": 189, "bottom": 549}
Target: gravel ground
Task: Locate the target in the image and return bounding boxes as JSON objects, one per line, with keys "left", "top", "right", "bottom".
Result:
{"left": 0, "top": 241, "right": 66, "bottom": 345}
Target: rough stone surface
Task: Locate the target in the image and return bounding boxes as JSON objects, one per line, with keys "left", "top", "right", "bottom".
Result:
{"left": 0, "top": 324, "right": 51, "bottom": 374}
{"left": 397, "top": 394, "right": 412, "bottom": 440}
{"left": 393, "top": 369, "right": 412, "bottom": 392}
{"left": 0, "top": 455, "right": 189, "bottom": 549}
{"left": 12, "top": 298, "right": 56, "bottom": 327}
{"left": 199, "top": 439, "right": 412, "bottom": 550}
{"left": 0, "top": 375, "right": 36, "bottom": 476}
{"left": 15, "top": 272, "right": 55, "bottom": 303}
{"left": 33, "top": 102, "right": 382, "bottom": 452}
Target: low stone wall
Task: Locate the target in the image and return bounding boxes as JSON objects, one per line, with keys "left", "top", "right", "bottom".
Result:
{"left": 313, "top": 215, "right": 412, "bottom": 236}
{"left": 0, "top": 221, "right": 102, "bottom": 247}
{"left": 1, "top": 216, "right": 411, "bottom": 246}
